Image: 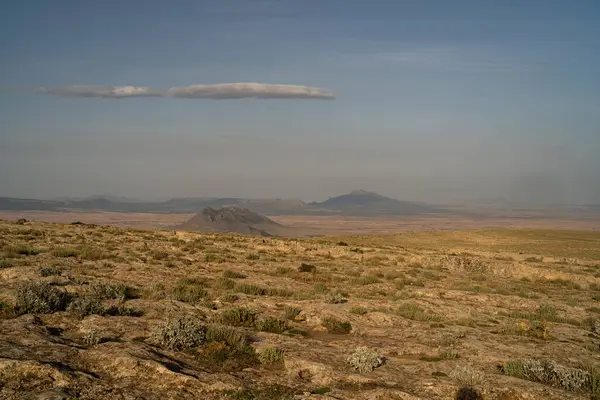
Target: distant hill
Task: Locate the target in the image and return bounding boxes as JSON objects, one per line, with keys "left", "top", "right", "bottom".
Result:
{"left": 308, "top": 189, "right": 441, "bottom": 216}
{"left": 0, "top": 191, "right": 442, "bottom": 216}
{"left": 175, "top": 206, "right": 289, "bottom": 237}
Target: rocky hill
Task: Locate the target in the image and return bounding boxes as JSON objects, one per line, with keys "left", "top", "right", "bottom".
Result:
{"left": 175, "top": 206, "right": 287, "bottom": 237}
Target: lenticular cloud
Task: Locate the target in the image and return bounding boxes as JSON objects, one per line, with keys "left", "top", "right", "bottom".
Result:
{"left": 165, "top": 83, "right": 335, "bottom": 100}
{"left": 25, "top": 83, "right": 335, "bottom": 100}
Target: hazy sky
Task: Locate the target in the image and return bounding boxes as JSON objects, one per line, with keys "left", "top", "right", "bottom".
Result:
{"left": 1, "top": 0, "right": 599, "bottom": 204}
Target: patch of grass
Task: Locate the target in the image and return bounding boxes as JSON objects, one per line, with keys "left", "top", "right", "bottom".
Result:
{"left": 78, "top": 246, "right": 110, "bottom": 261}
{"left": 51, "top": 247, "right": 78, "bottom": 258}
{"left": 450, "top": 365, "right": 485, "bottom": 387}
{"left": 38, "top": 266, "right": 63, "bottom": 277}
{"left": 420, "top": 350, "right": 459, "bottom": 362}
{"left": 151, "top": 249, "right": 169, "bottom": 260}
{"left": 257, "top": 317, "right": 288, "bottom": 334}
{"left": 397, "top": 302, "right": 442, "bottom": 322}
{"left": 235, "top": 283, "right": 266, "bottom": 296}
{"left": 258, "top": 347, "right": 284, "bottom": 364}
{"left": 206, "top": 324, "right": 249, "bottom": 349}
{"left": 89, "top": 282, "right": 136, "bottom": 301}
{"left": 284, "top": 306, "right": 301, "bottom": 320}
{"left": 246, "top": 253, "right": 260, "bottom": 260}
{"left": 313, "top": 283, "right": 329, "bottom": 294}
{"left": 67, "top": 296, "right": 105, "bottom": 318}
{"left": 15, "top": 281, "right": 71, "bottom": 314}
{"left": 223, "top": 269, "right": 247, "bottom": 279}
{"left": 171, "top": 281, "right": 209, "bottom": 303}
{"left": 103, "top": 303, "right": 143, "bottom": 317}
{"left": 151, "top": 315, "right": 207, "bottom": 350}
{"left": 507, "top": 303, "right": 579, "bottom": 325}
{"left": 298, "top": 263, "right": 316, "bottom": 273}
{"left": 4, "top": 245, "right": 40, "bottom": 256}
{"left": 502, "top": 359, "right": 599, "bottom": 394}
{"left": 349, "top": 306, "right": 368, "bottom": 315}
{"left": 216, "top": 308, "right": 257, "bottom": 327}
{"left": 0, "top": 259, "right": 13, "bottom": 269}
{"left": 321, "top": 316, "right": 352, "bottom": 334}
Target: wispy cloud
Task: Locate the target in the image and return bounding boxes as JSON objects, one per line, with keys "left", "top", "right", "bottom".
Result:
{"left": 14, "top": 83, "right": 335, "bottom": 100}
{"left": 33, "top": 85, "right": 161, "bottom": 98}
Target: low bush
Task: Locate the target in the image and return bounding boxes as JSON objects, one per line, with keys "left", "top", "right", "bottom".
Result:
{"left": 15, "top": 282, "right": 71, "bottom": 314}
{"left": 216, "top": 308, "right": 257, "bottom": 327}
{"left": 257, "top": 317, "right": 288, "bottom": 334}
{"left": 259, "top": 347, "right": 284, "bottom": 364}
{"left": 284, "top": 306, "right": 302, "bottom": 320}
{"left": 151, "top": 315, "right": 207, "bottom": 350}
{"left": 347, "top": 347, "right": 385, "bottom": 373}
{"left": 321, "top": 316, "right": 352, "bottom": 334}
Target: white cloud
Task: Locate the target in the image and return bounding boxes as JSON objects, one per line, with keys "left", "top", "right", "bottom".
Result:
{"left": 25, "top": 83, "right": 335, "bottom": 100}
{"left": 33, "top": 85, "right": 161, "bottom": 98}
{"left": 165, "top": 82, "right": 334, "bottom": 99}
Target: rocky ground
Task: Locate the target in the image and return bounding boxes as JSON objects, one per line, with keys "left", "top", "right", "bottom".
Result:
{"left": 1, "top": 219, "right": 600, "bottom": 399}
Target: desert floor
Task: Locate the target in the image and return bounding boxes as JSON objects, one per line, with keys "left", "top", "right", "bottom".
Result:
{"left": 1, "top": 219, "right": 600, "bottom": 399}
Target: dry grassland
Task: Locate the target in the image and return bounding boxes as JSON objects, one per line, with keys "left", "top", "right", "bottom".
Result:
{"left": 1, "top": 219, "right": 600, "bottom": 399}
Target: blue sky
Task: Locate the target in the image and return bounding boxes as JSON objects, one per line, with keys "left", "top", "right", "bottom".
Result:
{"left": 1, "top": 0, "right": 599, "bottom": 204}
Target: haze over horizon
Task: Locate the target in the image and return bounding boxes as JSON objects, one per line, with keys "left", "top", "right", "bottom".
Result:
{"left": 1, "top": 1, "right": 599, "bottom": 205}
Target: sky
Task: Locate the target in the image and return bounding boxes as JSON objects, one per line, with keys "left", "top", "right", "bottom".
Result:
{"left": 1, "top": 0, "right": 599, "bottom": 204}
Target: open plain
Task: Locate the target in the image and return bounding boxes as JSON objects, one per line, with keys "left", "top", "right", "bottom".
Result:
{"left": 1, "top": 218, "right": 600, "bottom": 399}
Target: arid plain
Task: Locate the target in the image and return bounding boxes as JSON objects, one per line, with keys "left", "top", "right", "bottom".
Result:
{"left": 1, "top": 214, "right": 600, "bottom": 399}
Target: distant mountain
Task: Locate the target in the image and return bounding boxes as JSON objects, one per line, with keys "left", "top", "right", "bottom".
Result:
{"left": 175, "top": 206, "right": 288, "bottom": 237}
{"left": 308, "top": 189, "right": 441, "bottom": 216}
{"left": 0, "top": 191, "right": 441, "bottom": 216}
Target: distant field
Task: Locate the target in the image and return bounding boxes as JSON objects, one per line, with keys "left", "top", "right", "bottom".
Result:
{"left": 0, "top": 210, "right": 598, "bottom": 236}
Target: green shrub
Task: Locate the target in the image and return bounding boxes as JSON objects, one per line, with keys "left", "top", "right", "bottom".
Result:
{"left": 397, "top": 302, "right": 441, "bottom": 322}
{"left": 78, "top": 246, "right": 109, "bottom": 260}
{"left": 257, "top": 317, "right": 288, "bottom": 334}
{"left": 235, "top": 283, "right": 266, "bottom": 296}
{"left": 151, "top": 315, "right": 207, "bottom": 350}
{"left": 89, "top": 282, "right": 136, "bottom": 301}
{"left": 67, "top": 296, "right": 105, "bottom": 318}
{"left": 349, "top": 306, "right": 368, "bottom": 315}
{"left": 216, "top": 308, "right": 257, "bottom": 327}
{"left": 5, "top": 245, "right": 40, "bottom": 256}
{"left": 321, "top": 316, "right": 352, "bottom": 334}
{"left": 0, "top": 259, "right": 14, "bottom": 269}
{"left": 103, "top": 303, "right": 143, "bottom": 317}
{"left": 284, "top": 306, "right": 302, "bottom": 320}
{"left": 171, "top": 283, "right": 208, "bottom": 303}
{"left": 52, "top": 248, "right": 78, "bottom": 258}
{"left": 347, "top": 347, "right": 385, "bottom": 373}
{"left": 15, "top": 282, "right": 71, "bottom": 314}
{"left": 258, "top": 347, "right": 284, "bottom": 364}
{"left": 215, "top": 277, "right": 236, "bottom": 290}
{"left": 223, "top": 270, "right": 247, "bottom": 279}
{"left": 502, "top": 359, "right": 596, "bottom": 394}
{"left": 206, "top": 324, "right": 249, "bottom": 349}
